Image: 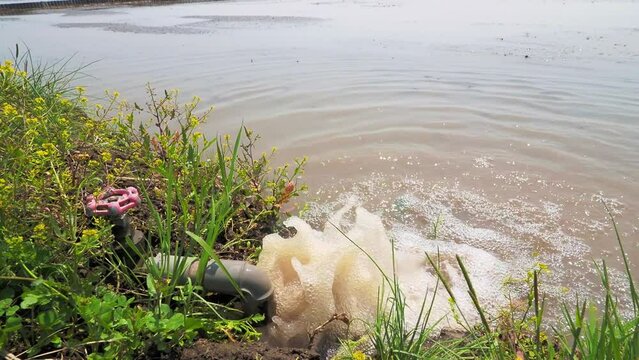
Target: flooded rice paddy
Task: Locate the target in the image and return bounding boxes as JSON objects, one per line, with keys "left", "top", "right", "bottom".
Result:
{"left": 1, "top": 0, "right": 638, "bottom": 318}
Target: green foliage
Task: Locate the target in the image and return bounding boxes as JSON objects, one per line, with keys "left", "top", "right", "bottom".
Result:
{"left": 0, "top": 51, "right": 305, "bottom": 358}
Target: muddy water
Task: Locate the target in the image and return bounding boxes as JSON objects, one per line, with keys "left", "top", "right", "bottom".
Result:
{"left": 1, "top": 0, "right": 638, "bottom": 316}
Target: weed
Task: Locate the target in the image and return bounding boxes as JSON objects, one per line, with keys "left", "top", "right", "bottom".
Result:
{"left": 0, "top": 49, "right": 305, "bottom": 358}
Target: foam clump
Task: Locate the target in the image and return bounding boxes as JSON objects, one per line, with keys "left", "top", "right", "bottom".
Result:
{"left": 258, "top": 205, "right": 505, "bottom": 346}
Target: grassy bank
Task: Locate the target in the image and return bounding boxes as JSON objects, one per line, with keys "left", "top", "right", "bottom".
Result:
{"left": 0, "top": 53, "right": 306, "bottom": 358}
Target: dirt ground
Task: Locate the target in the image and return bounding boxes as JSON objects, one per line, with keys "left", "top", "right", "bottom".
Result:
{"left": 180, "top": 339, "right": 320, "bottom": 360}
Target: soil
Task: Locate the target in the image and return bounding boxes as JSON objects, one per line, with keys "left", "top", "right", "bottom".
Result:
{"left": 180, "top": 339, "right": 320, "bottom": 360}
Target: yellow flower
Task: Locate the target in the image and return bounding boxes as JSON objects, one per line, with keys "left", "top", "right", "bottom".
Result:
{"left": 112, "top": 91, "right": 120, "bottom": 98}
{"left": 101, "top": 151, "right": 112, "bottom": 162}
{"left": 0, "top": 178, "right": 12, "bottom": 199}
{"left": 352, "top": 351, "right": 367, "bottom": 360}
{"left": 42, "top": 143, "right": 56, "bottom": 152}
{"left": 35, "top": 150, "right": 48, "bottom": 157}
{"left": 34, "top": 97, "right": 45, "bottom": 105}
{"left": 33, "top": 223, "right": 47, "bottom": 240}
{"left": 5, "top": 235, "right": 23, "bottom": 248}
{"left": 88, "top": 160, "right": 99, "bottom": 168}
{"left": 188, "top": 116, "right": 199, "bottom": 127}
{"left": 58, "top": 117, "right": 68, "bottom": 126}
{"left": 2, "top": 103, "right": 18, "bottom": 117}
{"left": 192, "top": 132, "right": 202, "bottom": 140}
{"left": 75, "top": 86, "right": 86, "bottom": 94}
{"left": 82, "top": 229, "right": 98, "bottom": 238}
{"left": 25, "top": 117, "right": 39, "bottom": 126}
{"left": 0, "top": 60, "right": 15, "bottom": 75}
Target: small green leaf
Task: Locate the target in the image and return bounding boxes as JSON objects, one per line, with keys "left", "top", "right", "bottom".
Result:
{"left": 5, "top": 305, "right": 19, "bottom": 316}
{"left": 158, "top": 303, "right": 171, "bottom": 317}
{"left": 20, "top": 293, "right": 40, "bottom": 309}
{"left": 3, "top": 316, "right": 22, "bottom": 332}
{"left": 37, "top": 310, "right": 60, "bottom": 329}
{"left": 0, "top": 298, "right": 12, "bottom": 311}
{"left": 163, "top": 313, "right": 185, "bottom": 331}
{"left": 184, "top": 317, "right": 203, "bottom": 331}
{"left": 50, "top": 335, "right": 62, "bottom": 347}
{"left": 146, "top": 273, "right": 157, "bottom": 297}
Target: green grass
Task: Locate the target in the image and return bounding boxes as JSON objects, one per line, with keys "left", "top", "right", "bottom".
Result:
{"left": 0, "top": 50, "right": 306, "bottom": 358}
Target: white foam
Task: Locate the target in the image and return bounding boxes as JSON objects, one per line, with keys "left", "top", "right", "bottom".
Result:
{"left": 258, "top": 204, "right": 508, "bottom": 346}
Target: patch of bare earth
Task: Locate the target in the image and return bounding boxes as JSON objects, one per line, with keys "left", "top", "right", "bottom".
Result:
{"left": 180, "top": 339, "right": 320, "bottom": 360}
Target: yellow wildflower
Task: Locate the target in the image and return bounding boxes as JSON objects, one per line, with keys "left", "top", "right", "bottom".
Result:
{"left": 0, "top": 178, "right": 11, "bottom": 192}
{"left": 82, "top": 229, "right": 98, "bottom": 238}
{"left": 0, "top": 60, "right": 15, "bottom": 75}
{"left": 34, "top": 97, "right": 45, "bottom": 105}
{"left": 5, "top": 235, "right": 23, "bottom": 248}
{"left": 42, "top": 143, "right": 56, "bottom": 152}
{"left": 188, "top": 116, "right": 199, "bottom": 127}
{"left": 35, "top": 150, "right": 48, "bottom": 157}
{"left": 2, "top": 103, "right": 18, "bottom": 117}
{"left": 88, "top": 160, "right": 99, "bottom": 168}
{"left": 352, "top": 351, "right": 367, "bottom": 360}
{"left": 33, "top": 223, "right": 47, "bottom": 240}
{"left": 101, "top": 151, "right": 112, "bottom": 162}
{"left": 75, "top": 86, "right": 86, "bottom": 94}
{"left": 25, "top": 117, "right": 39, "bottom": 126}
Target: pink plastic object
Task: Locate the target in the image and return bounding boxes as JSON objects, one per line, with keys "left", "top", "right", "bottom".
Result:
{"left": 86, "top": 187, "right": 140, "bottom": 217}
